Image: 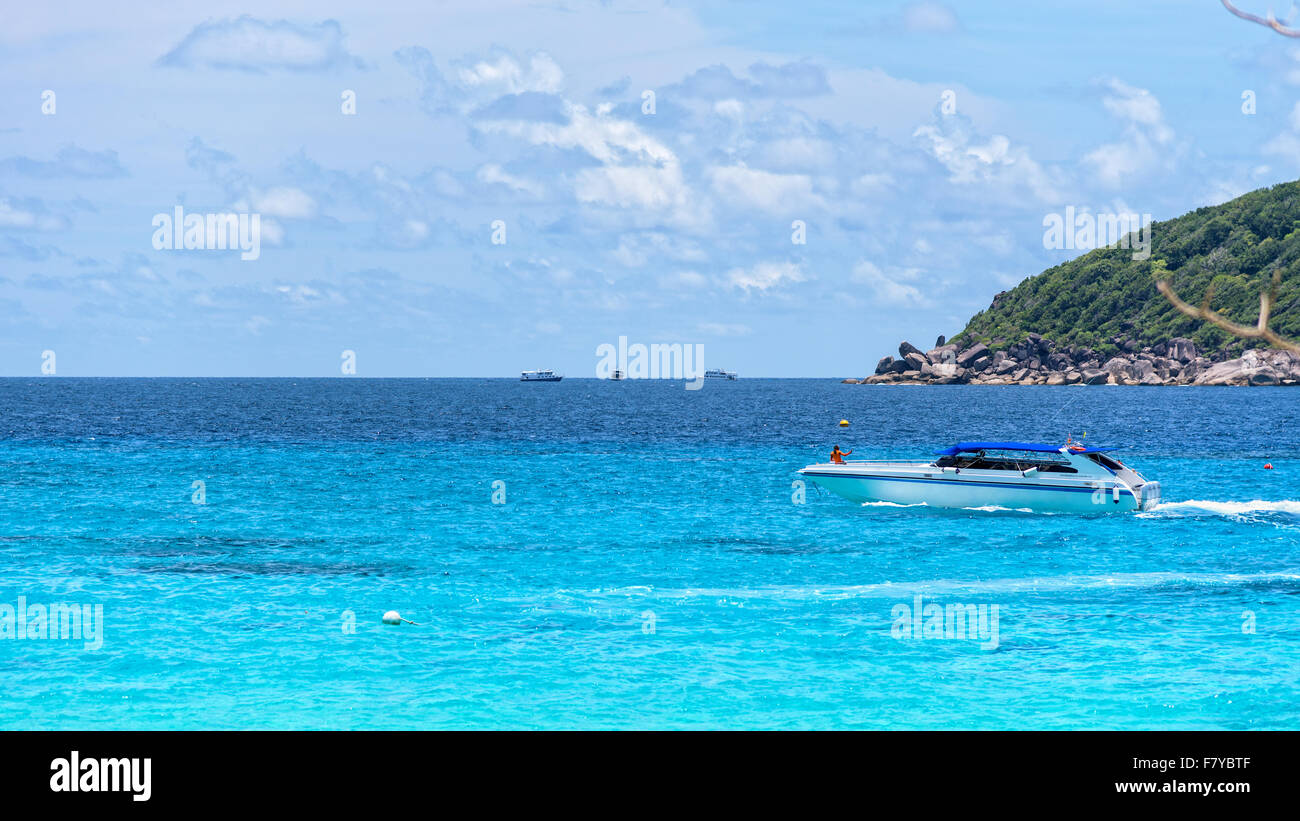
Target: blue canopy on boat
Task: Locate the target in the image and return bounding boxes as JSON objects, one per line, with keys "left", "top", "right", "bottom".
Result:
{"left": 933, "top": 441, "right": 1114, "bottom": 456}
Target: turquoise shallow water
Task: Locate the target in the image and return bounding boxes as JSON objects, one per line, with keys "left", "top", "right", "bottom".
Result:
{"left": 0, "top": 378, "right": 1297, "bottom": 729}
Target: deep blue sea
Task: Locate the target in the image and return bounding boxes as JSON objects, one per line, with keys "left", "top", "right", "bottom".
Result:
{"left": 1, "top": 378, "right": 1297, "bottom": 729}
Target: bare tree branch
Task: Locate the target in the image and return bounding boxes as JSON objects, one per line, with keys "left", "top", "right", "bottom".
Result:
{"left": 1222, "top": 0, "right": 1300, "bottom": 36}
{"left": 1157, "top": 269, "right": 1300, "bottom": 352}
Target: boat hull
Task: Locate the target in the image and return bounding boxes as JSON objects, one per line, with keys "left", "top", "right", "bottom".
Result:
{"left": 801, "top": 469, "right": 1156, "bottom": 513}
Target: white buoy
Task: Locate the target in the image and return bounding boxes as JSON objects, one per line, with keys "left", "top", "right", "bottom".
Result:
{"left": 382, "top": 610, "right": 402, "bottom": 625}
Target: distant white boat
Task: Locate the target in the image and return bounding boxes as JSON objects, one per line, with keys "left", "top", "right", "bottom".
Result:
{"left": 800, "top": 441, "right": 1161, "bottom": 513}
{"left": 521, "top": 369, "right": 562, "bottom": 382}
{"left": 704, "top": 369, "right": 737, "bottom": 380}
{"left": 608, "top": 369, "right": 625, "bottom": 381}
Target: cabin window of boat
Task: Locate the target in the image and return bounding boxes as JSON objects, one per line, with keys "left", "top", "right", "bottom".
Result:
{"left": 936, "top": 450, "right": 1076, "bottom": 472}
{"left": 1085, "top": 452, "right": 1124, "bottom": 472}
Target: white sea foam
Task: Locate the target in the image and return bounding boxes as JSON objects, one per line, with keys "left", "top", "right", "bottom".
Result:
{"left": 1141, "top": 499, "right": 1300, "bottom": 518}
{"left": 624, "top": 571, "right": 1300, "bottom": 602}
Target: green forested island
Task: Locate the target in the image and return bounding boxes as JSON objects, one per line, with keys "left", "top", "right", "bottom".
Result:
{"left": 950, "top": 181, "right": 1300, "bottom": 360}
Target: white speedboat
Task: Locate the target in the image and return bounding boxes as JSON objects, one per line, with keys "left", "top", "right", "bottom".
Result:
{"left": 704, "top": 369, "right": 737, "bottom": 380}
{"left": 799, "top": 441, "right": 1161, "bottom": 513}
{"left": 521, "top": 369, "right": 563, "bottom": 382}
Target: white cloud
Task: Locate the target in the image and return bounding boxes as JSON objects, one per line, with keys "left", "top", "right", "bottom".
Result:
{"left": 902, "top": 2, "right": 959, "bottom": 33}
{"left": 1264, "top": 101, "right": 1300, "bottom": 164}
{"left": 480, "top": 103, "right": 707, "bottom": 227}
{"left": 852, "top": 260, "right": 928, "bottom": 307}
{"left": 913, "top": 123, "right": 1059, "bottom": 201}
{"left": 658, "top": 270, "right": 709, "bottom": 289}
{"left": 0, "top": 198, "right": 64, "bottom": 231}
{"left": 477, "top": 164, "right": 544, "bottom": 197}
{"left": 709, "top": 164, "right": 825, "bottom": 213}
{"left": 1082, "top": 78, "right": 1175, "bottom": 188}
{"left": 457, "top": 53, "right": 563, "bottom": 95}
{"left": 726, "top": 261, "right": 807, "bottom": 292}
{"left": 759, "top": 137, "right": 836, "bottom": 170}
{"left": 250, "top": 187, "right": 317, "bottom": 219}
{"left": 159, "top": 16, "right": 358, "bottom": 72}
{"left": 613, "top": 233, "right": 705, "bottom": 268}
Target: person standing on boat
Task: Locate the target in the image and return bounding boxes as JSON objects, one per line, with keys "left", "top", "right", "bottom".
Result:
{"left": 829, "top": 445, "right": 852, "bottom": 464}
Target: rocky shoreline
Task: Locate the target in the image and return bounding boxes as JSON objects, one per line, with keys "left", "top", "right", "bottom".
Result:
{"left": 845, "top": 334, "right": 1300, "bottom": 386}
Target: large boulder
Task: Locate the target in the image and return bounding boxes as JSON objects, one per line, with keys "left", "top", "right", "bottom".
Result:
{"left": 927, "top": 343, "right": 958, "bottom": 364}
{"left": 903, "top": 351, "right": 928, "bottom": 371}
{"left": 956, "top": 343, "right": 991, "bottom": 367}
{"left": 1102, "top": 356, "right": 1132, "bottom": 378}
{"left": 875, "top": 356, "right": 894, "bottom": 375}
{"left": 1249, "top": 369, "right": 1280, "bottom": 386}
{"left": 1194, "top": 358, "right": 1251, "bottom": 385}
{"left": 1130, "top": 359, "right": 1155, "bottom": 380}
{"left": 1063, "top": 370, "right": 1083, "bottom": 385}
{"left": 1168, "top": 337, "right": 1197, "bottom": 364}
{"left": 1081, "top": 368, "right": 1110, "bottom": 385}
{"left": 935, "top": 334, "right": 946, "bottom": 348}
{"left": 1262, "top": 349, "right": 1300, "bottom": 380}
{"left": 899, "top": 341, "right": 927, "bottom": 361}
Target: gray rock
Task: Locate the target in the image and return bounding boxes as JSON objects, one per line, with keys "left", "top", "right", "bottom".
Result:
{"left": 875, "top": 356, "right": 894, "bottom": 375}
{"left": 903, "top": 352, "right": 928, "bottom": 371}
{"left": 899, "top": 341, "right": 926, "bottom": 361}
{"left": 1168, "top": 337, "right": 1197, "bottom": 364}
{"left": 1103, "top": 356, "right": 1132, "bottom": 378}
{"left": 1249, "top": 369, "right": 1280, "bottom": 386}
{"left": 935, "top": 334, "right": 946, "bottom": 348}
{"left": 927, "top": 344, "right": 958, "bottom": 364}
{"left": 957, "top": 343, "right": 991, "bottom": 367}
{"left": 1081, "top": 369, "right": 1110, "bottom": 385}
{"left": 1194, "top": 358, "right": 1250, "bottom": 385}
{"left": 1063, "top": 370, "right": 1083, "bottom": 385}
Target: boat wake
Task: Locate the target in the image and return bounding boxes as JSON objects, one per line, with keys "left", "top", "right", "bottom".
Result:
{"left": 579, "top": 571, "right": 1300, "bottom": 601}
{"left": 961, "top": 505, "right": 1037, "bottom": 514}
{"left": 860, "top": 501, "right": 1044, "bottom": 514}
{"left": 1140, "top": 499, "right": 1300, "bottom": 519}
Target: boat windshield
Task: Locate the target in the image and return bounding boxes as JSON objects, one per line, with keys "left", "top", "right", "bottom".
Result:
{"left": 934, "top": 449, "right": 1078, "bottom": 473}
{"left": 1084, "top": 452, "right": 1125, "bottom": 472}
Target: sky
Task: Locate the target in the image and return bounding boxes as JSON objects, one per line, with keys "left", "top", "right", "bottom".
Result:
{"left": 2, "top": 0, "right": 1300, "bottom": 376}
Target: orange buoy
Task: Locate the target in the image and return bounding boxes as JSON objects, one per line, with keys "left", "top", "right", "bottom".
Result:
{"left": 1264, "top": 463, "right": 1274, "bottom": 470}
